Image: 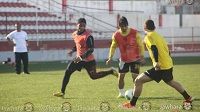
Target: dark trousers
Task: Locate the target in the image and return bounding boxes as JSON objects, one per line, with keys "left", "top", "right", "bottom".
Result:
{"left": 15, "top": 52, "right": 29, "bottom": 74}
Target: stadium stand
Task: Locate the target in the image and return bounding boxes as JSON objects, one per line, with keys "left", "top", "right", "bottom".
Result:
{"left": 0, "top": 0, "right": 199, "bottom": 60}
{"left": 0, "top": 1, "right": 78, "bottom": 40}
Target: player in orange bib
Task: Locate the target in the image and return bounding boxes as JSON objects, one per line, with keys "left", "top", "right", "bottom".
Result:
{"left": 106, "top": 16, "right": 145, "bottom": 98}
{"left": 53, "top": 18, "right": 118, "bottom": 97}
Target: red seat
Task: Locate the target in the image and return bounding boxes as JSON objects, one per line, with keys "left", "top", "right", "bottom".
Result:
{"left": 0, "top": 2, "right": 35, "bottom": 8}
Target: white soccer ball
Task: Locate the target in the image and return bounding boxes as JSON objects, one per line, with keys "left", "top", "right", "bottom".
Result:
{"left": 125, "top": 89, "right": 133, "bottom": 100}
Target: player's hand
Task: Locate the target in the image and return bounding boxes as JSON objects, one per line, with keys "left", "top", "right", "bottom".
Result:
{"left": 106, "top": 58, "right": 112, "bottom": 65}
{"left": 74, "top": 56, "right": 82, "bottom": 63}
{"left": 68, "top": 51, "right": 73, "bottom": 57}
{"left": 153, "top": 62, "right": 160, "bottom": 71}
{"left": 7, "top": 39, "right": 15, "bottom": 46}
{"left": 9, "top": 42, "right": 16, "bottom": 46}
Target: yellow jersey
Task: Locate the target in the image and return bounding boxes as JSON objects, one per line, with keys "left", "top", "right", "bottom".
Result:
{"left": 144, "top": 31, "right": 173, "bottom": 69}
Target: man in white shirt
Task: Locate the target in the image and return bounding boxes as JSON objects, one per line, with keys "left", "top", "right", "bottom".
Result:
{"left": 6, "top": 23, "right": 30, "bottom": 74}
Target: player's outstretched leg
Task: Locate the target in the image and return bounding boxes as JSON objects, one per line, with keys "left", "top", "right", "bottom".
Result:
{"left": 111, "top": 67, "right": 118, "bottom": 77}
{"left": 86, "top": 66, "right": 118, "bottom": 80}
{"left": 54, "top": 61, "right": 77, "bottom": 98}
{"left": 53, "top": 69, "right": 74, "bottom": 98}
{"left": 166, "top": 80, "right": 193, "bottom": 109}
{"left": 121, "top": 73, "right": 152, "bottom": 109}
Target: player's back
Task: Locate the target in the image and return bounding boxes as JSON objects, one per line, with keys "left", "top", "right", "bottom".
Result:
{"left": 146, "top": 31, "right": 173, "bottom": 69}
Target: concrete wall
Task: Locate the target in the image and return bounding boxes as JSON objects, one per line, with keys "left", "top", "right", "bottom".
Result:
{"left": 183, "top": 15, "right": 200, "bottom": 27}
{"left": 0, "top": 49, "right": 120, "bottom": 62}
{"left": 1, "top": 48, "right": 200, "bottom": 62}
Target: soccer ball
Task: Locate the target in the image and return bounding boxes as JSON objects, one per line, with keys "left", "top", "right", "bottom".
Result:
{"left": 125, "top": 89, "right": 133, "bottom": 100}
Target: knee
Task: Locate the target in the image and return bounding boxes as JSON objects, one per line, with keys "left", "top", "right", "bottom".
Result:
{"left": 132, "top": 73, "right": 138, "bottom": 81}
{"left": 166, "top": 81, "right": 172, "bottom": 85}
{"left": 134, "top": 77, "right": 143, "bottom": 86}
{"left": 166, "top": 80, "right": 177, "bottom": 87}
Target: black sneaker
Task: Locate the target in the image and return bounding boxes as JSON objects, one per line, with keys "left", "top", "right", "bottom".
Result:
{"left": 16, "top": 72, "right": 21, "bottom": 75}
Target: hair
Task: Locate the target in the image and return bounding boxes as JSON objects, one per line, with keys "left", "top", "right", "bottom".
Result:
{"left": 145, "top": 19, "right": 155, "bottom": 30}
{"left": 78, "top": 18, "right": 86, "bottom": 24}
{"left": 119, "top": 16, "right": 128, "bottom": 26}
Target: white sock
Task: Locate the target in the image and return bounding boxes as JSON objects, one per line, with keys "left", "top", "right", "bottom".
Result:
{"left": 119, "top": 89, "right": 125, "bottom": 96}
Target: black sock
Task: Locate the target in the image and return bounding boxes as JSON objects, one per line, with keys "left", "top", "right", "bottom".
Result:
{"left": 181, "top": 90, "right": 190, "bottom": 100}
{"left": 130, "top": 96, "right": 138, "bottom": 106}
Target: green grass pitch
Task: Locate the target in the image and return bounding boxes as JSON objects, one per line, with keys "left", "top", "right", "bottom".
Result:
{"left": 0, "top": 57, "right": 200, "bottom": 112}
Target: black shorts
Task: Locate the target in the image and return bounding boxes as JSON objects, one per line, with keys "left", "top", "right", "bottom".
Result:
{"left": 118, "top": 61, "right": 140, "bottom": 74}
{"left": 67, "top": 60, "right": 96, "bottom": 72}
{"left": 144, "top": 67, "right": 173, "bottom": 83}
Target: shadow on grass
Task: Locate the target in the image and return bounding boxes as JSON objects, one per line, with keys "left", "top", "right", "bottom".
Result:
{"left": 62, "top": 97, "right": 78, "bottom": 100}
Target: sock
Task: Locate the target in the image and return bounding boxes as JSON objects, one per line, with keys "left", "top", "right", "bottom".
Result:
{"left": 181, "top": 90, "right": 191, "bottom": 100}
{"left": 119, "top": 89, "right": 125, "bottom": 96}
{"left": 130, "top": 96, "right": 138, "bottom": 106}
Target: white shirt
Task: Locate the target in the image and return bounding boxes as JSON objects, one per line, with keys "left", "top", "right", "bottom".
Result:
{"left": 6, "top": 30, "right": 28, "bottom": 52}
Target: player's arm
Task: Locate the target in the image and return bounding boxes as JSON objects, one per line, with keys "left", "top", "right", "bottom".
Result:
{"left": 151, "top": 45, "right": 158, "bottom": 62}
{"left": 109, "top": 34, "right": 117, "bottom": 59}
{"left": 146, "top": 36, "right": 159, "bottom": 69}
{"left": 80, "top": 35, "right": 94, "bottom": 59}
{"left": 151, "top": 45, "right": 160, "bottom": 70}
{"left": 24, "top": 32, "right": 30, "bottom": 51}
{"left": 69, "top": 46, "right": 77, "bottom": 53}
{"left": 136, "top": 32, "right": 144, "bottom": 57}
{"left": 6, "top": 33, "right": 15, "bottom": 46}
{"left": 7, "top": 38, "right": 14, "bottom": 45}
{"left": 68, "top": 46, "right": 76, "bottom": 56}
{"left": 146, "top": 36, "right": 158, "bottom": 62}
{"left": 25, "top": 32, "right": 29, "bottom": 47}
{"left": 106, "top": 34, "right": 117, "bottom": 64}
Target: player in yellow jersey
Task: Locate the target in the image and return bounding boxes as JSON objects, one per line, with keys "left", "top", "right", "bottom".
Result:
{"left": 106, "top": 16, "right": 145, "bottom": 98}
{"left": 122, "top": 19, "right": 193, "bottom": 109}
